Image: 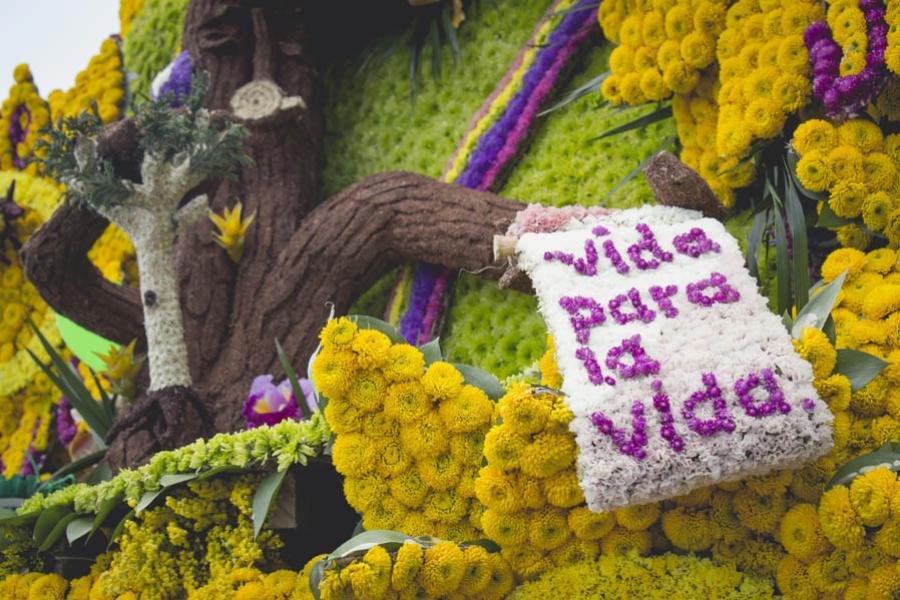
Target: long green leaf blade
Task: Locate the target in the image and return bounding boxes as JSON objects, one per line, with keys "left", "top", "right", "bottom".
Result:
{"left": 275, "top": 338, "right": 312, "bottom": 419}
{"left": 784, "top": 161, "right": 810, "bottom": 310}
{"left": 252, "top": 469, "right": 288, "bottom": 539}
{"left": 591, "top": 105, "right": 672, "bottom": 141}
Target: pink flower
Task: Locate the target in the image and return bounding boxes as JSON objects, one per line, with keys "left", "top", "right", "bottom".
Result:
{"left": 242, "top": 375, "right": 316, "bottom": 428}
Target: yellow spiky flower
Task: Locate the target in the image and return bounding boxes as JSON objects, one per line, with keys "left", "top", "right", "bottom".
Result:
{"left": 97, "top": 339, "right": 144, "bottom": 399}
{"left": 209, "top": 202, "right": 255, "bottom": 263}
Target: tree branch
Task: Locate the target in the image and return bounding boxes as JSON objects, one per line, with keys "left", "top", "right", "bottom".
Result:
{"left": 19, "top": 202, "right": 146, "bottom": 347}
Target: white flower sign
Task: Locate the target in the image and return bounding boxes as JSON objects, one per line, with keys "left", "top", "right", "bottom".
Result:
{"left": 516, "top": 206, "right": 833, "bottom": 512}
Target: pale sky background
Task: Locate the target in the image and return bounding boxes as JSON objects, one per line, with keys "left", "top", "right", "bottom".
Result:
{"left": 0, "top": 1, "right": 120, "bottom": 98}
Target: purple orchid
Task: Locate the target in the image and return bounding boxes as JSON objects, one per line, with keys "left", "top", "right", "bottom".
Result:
{"left": 242, "top": 374, "right": 317, "bottom": 429}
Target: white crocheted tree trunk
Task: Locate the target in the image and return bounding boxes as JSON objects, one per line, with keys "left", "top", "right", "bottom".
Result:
{"left": 96, "top": 151, "right": 208, "bottom": 391}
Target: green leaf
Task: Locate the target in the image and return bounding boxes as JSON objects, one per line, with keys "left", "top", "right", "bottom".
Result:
{"left": 783, "top": 161, "right": 810, "bottom": 310}
{"left": 252, "top": 469, "right": 288, "bottom": 539}
{"left": 816, "top": 201, "right": 854, "bottom": 228}
{"left": 419, "top": 339, "right": 442, "bottom": 365}
{"left": 746, "top": 210, "right": 767, "bottom": 280}
{"left": 32, "top": 506, "right": 71, "bottom": 546}
{"left": 0, "top": 511, "right": 39, "bottom": 528}
{"left": 791, "top": 271, "right": 847, "bottom": 339}
{"left": 84, "top": 463, "right": 112, "bottom": 485}
{"left": 823, "top": 316, "right": 836, "bottom": 345}
{"left": 38, "top": 511, "right": 80, "bottom": 551}
{"left": 539, "top": 71, "right": 608, "bottom": 117}
{"left": 40, "top": 449, "right": 107, "bottom": 484}
{"left": 347, "top": 315, "right": 405, "bottom": 344}
{"left": 276, "top": 338, "right": 313, "bottom": 419}
{"left": 135, "top": 489, "right": 166, "bottom": 515}
{"left": 329, "top": 530, "right": 418, "bottom": 560}
{"left": 452, "top": 364, "right": 505, "bottom": 399}
{"left": 197, "top": 465, "right": 245, "bottom": 481}
{"left": 781, "top": 310, "right": 793, "bottom": 331}
{"left": 309, "top": 556, "right": 327, "bottom": 600}
{"left": 826, "top": 442, "right": 900, "bottom": 490}
{"left": 441, "top": 7, "right": 461, "bottom": 63}
{"left": 91, "top": 495, "right": 123, "bottom": 536}
{"left": 66, "top": 516, "right": 94, "bottom": 545}
{"left": 600, "top": 136, "right": 675, "bottom": 205}
{"left": 108, "top": 510, "right": 134, "bottom": 548}
{"left": 464, "top": 538, "right": 501, "bottom": 553}
{"left": 159, "top": 473, "right": 199, "bottom": 488}
{"left": 352, "top": 519, "right": 365, "bottom": 537}
{"left": 835, "top": 349, "right": 890, "bottom": 391}
{"left": 591, "top": 104, "right": 672, "bottom": 141}
{"left": 430, "top": 18, "right": 441, "bottom": 81}
{"left": 768, "top": 179, "right": 791, "bottom": 316}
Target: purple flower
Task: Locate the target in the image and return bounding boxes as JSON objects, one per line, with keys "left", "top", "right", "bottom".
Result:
{"left": 150, "top": 51, "right": 193, "bottom": 107}
{"left": 243, "top": 375, "right": 316, "bottom": 428}
{"left": 804, "top": 21, "right": 831, "bottom": 46}
{"left": 56, "top": 397, "right": 78, "bottom": 447}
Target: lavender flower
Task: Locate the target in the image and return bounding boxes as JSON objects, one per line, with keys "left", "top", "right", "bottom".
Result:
{"left": 150, "top": 51, "right": 193, "bottom": 107}
{"left": 243, "top": 374, "right": 317, "bottom": 428}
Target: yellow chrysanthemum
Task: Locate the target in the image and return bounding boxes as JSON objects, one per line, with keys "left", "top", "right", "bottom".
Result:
{"left": 874, "top": 518, "right": 900, "bottom": 558}
{"left": 482, "top": 425, "right": 527, "bottom": 472}
{"left": 839, "top": 119, "right": 883, "bottom": 153}
{"left": 567, "top": 506, "right": 615, "bottom": 541}
{"left": 615, "top": 502, "right": 661, "bottom": 531}
{"left": 481, "top": 508, "right": 529, "bottom": 547}
{"left": 383, "top": 344, "right": 425, "bottom": 383}
{"left": 863, "top": 153, "right": 897, "bottom": 192}
{"left": 818, "top": 485, "right": 866, "bottom": 550}
{"left": 457, "top": 546, "right": 491, "bottom": 595}
{"left": 808, "top": 550, "right": 853, "bottom": 595}
{"left": 475, "top": 465, "right": 521, "bottom": 514}
{"left": 421, "top": 361, "right": 464, "bottom": 400}
{"left": 384, "top": 381, "right": 431, "bottom": 424}
{"left": 417, "top": 451, "right": 462, "bottom": 492}
{"left": 849, "top": 467, "right": 896, "bottom": 526}
{"left": 346, "top": 370, "right": 387, "bottom": 412}
{"left": 828, "top": 145, "right": 866, "bottom": 183}
{"left": 775, "top": 556, "right": 817, "bottom": 599}
{"left": 344, "top": 472, "right": 387, "bottom": 512}
{"left": 733, "top": 487, "right": 786, "bottom": 534}
{"left": 542, "top": 470, "right": 584, "bottom": 508}
{"left": 779, "top": 503, "right": 830, "bottom": 562}
{"left": 821, "top": 247, "right": 867, "bottom": 282}
{"left": 793, "top": 119, "right": 838, "bottom": 156}
{"left": 776, "top": 34, "right": 809, "bottom": 72}
{"left": 814, "top": 373, "right": 852, "bottom": 412}
{"left": 665, "top": 4, "right": 693, "bottom": 40}
{"left": 400, "top": 410, "right": 448, "bottom": 459}
{"left": 391, "top": 543, "right": 423, "bottom": 591}
{"left": 867, "top": 562, "right": 900, "bottom": 599}
{"left": 863, "top": 192, "right": 894, "bottom": 232}
{"left": 519, "top": 430, "right": 577, "bottom": 479}
{"left": 320, "top": 317, "right": 358, "bottom": 348}
{"left": 661, "top": 507, "right": 714, "bottom": 551}
{"left": 312, "top": 348, "right": 358, "bottom": 399}
{"left": 350, "top": 329, "right": 392, "bottom": 369}
{"left": 662, "top": 60, "right": 699, "bottom": 94}
{"left": 528, "top": 508, "right": 570, "bottom": 550}
{"left": 793, "top": 327, "right": 837, "bottom": 379}
{"left": 438, "top": 385, "right": 493, "bottom": 433}
{"left": 600, "top": 527, "right": 653, "bottom": 556}
{"left": 744, "top": 98, "right": 785, "bottom": 139}
{"left": 331, "top": 433, "right": 376, "bottom": 477}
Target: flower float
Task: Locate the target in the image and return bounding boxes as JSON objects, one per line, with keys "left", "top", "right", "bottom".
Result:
{"left": 47, "top": 37, "right": 126, "bottom": 126}
{"left": 0, "top": 65, "right": 50, "bottom": 174}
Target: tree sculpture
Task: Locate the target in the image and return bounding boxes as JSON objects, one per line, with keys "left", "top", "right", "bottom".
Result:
{"left": 21, "top": 0, "right": 711, "bottom": 469}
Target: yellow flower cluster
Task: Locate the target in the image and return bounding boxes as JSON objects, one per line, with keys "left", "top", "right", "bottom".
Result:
{"left": 826, "top": 0, "right": 868, "bottom": 77}
{"left": 0, "top": 373, "right": 57, "bottom": 479}
{"left": 317, "top": 541, "right": 515, "bottom": 600}
{"left": 715, "top": 0, "right": 821, "bottom": 159}
{"left": 674, "top": 67, "right": 753, "bottom": 208}
{"left": 47, "top": 37, "right": 126, "bottom": 126}
{"left": 313, "top": 318, "right": 493, "bottom": 540}
{"left": 888, "top": 2, "right": 900, "bottom": 76}
{"left": 0, "top": 65, "right": 50, "bottom": 174}
{"left": 599, "top": 0, "right": 726, "bottom": 105}
{"left": 776, "top": 467, "right": 900, "bottom": 600}
{"left": 793, "top": 119, "right": 900, "bottom": 250}
{"left": 120, "top": 0, "right": 146, "bottom": 38}
{"left": 509, "top": 552, "right": 775, "bottom": 599}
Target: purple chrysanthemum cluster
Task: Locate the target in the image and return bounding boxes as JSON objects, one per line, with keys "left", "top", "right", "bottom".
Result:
{"left": 804, "top": 0, "right": 889, "bottom": 117}
{"left": 150, "top": 50, "right": 193, "bottom": 107}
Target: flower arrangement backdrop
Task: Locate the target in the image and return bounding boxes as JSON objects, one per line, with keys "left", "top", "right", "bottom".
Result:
{"left": 0, "top": 0, "right": 898, "bottom": 598}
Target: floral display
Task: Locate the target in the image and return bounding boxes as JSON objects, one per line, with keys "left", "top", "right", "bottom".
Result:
{"left": 242, "top": 374, "right": 315, "bottom": 429}
{"left": 0, "top": 65, "right": 50, "bottom": 174}
{"left": 792, "top": 117, "right": 899, "bottom": 249}
{"left": 122, "top": 0, "right": 190, "bottom": 105}
{"left": 47, "top": 37, "right": 127, "bottom": 126}
{"left": 150, "top": 49, "right": 193, "bottom": 106}
{"left": 509, "top": 552, "right": 775, "bottom": 598}
{"left": 314, "top": 317, "right": 493, "bottom": 539}
{"left": 119, "top": 0, "right": 146, "bottom": 38}
{"left": 515, "top": 205, "right": 832, "bottom": 511}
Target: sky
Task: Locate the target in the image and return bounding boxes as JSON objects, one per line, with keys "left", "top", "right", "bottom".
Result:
{"left": 0, "top": 1, "right": 120, "bottom": 97}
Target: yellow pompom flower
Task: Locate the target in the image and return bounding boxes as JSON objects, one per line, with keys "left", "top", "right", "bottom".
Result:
{"left": 779, "top": 503, "right": 830, "bottom": 562}
{"left": 418, "top": 452, "right": 462, "bottom": 491}
{"left": 332, "top": 433, "right": 376, "bottom": 477}
{"left": 423, "top": 489, "right": 467, "bottom": 523}
{"left": 324, "top": 398, "right": 363, "bottom": 434}
{"left": 502, "top": 544, "right": 550, "bottom": 580}
{"left": 391, "top": 543, "right": 423, "bottom": 591}
{"left": 665, "top": 4, "right": 693, "bottom": 40}
{"left": 528, "top": 508, "right": 570, "bottom": 550}
{"left": 818, "top": 485, "right": 866, "bottom": 550}
{"left": 27, "top": 574, "right": 69, "bottom": 599}
{"left": 347, "top": 370, "right": 387, "bottom": 412}
{"left": 693, "top": 1, "right": 725, "bottom": 36}
{"left": 567, "top": 506, "right": 615, "bottom": 540}
{"left": 863, "top": 285, "right": 900, "bottom": 320}
{"left": 771, "top": 72, "right": 810, "bottom": 113}
{"left": 542, "top": 470, "right": 584, "bottom": 508}
{"left": 821, "top": 247, "right": 867, "bottom": 282}
{"left": 320, "top": 317, "right": 359, "bottom": 348}
{"left": 312, "top": 348, "right": 358, "bottom": 399}
{"left": 483, "top": 425, "right": 526, "bottom": 471}
{"left": 384, "top": 344, "right": 425, "bottom": 382}
{"left": 374, "top": 438, "right": 411, "bottom": 478}
{"left": 421, "top": 361, "right": 464, "bottom": 400}
{"left": 400, "top": 410, "right": 448, "bottom": 459}
{"left": 609, "top": 46, "right": 635, "bottom": 76}
{"left": 353, "top": 546, "right": 391, "bottom": 597}
{"left": 863, "top": 153, "right": 897, "bottom": 192}
{"left": 619, "top": 72, "right": 645, "bottom": 105}
{"left": 662, "top": 60, "right": 699, "bottom": 94}
{"left": 481, "top": 509, "right": 528, "bottom": 546}
{"left": 795, "top": 150, "right": 831, "bottom": 192}
{"left": 480, "top": 552, "right": 515, "bottom": 600}
{"left": 475, "top": 465, "right": 521, "bottom": 513}
{"left": 865, "top": 248, "right": 898, "bottom": 274}
{"left": 656, "top": 39, "right": 682, "bottom": 69}
{"left": 827, "top": 145, "right": 865, "bottom": 183}
{"left": 808, "top": 550, "right": 853, "bottom": 595}
{"left": 384, "top": 381, "right": 431, "bottom": 424}
{"left": 744, "top": 98, "right": 785, "bottom": 139}
{"left": 350, "top": 329, "right": 392, "bottom": 369}
{"left": 862, "top": 192, "right": 894, "bottom": 232}
{"left": 874, "top": 518, "right": 900, "bottom": 558}
{"left": 639, "top": 68, "right": 668, "bottom": 101}
{"left": 517, "top": 474, "right": 545, "bottom": 509}
{"left": 642, "top": 10, "right": 667, "bottom": 48}
{"left": 814, "top": 373, "right": 852, "bottom": 411}
{"left": 457, "top": 546, "right": 491, "bottom": 595}
{"left": 733, "top": 487, "right": 786, "bottom": 533}
{"left": 601, "top": 75, "right": 623, "bottom": 104}
{"left": 438, "top": 385, "right": 493, "bottom": 433}
{"left": 839, "top": 119, "right": 883, "bottom": 153}
{"left": 793, "top": 327, "right": 837, "bottom": 379}
{"left": 867, "top": 562, "right": 900, "bottom": 599}
{"left": 615, "top": 502, "right": 661, "bottom": 531}
{"left": 344, "top": 472, "right": 388, "bottom": 511}
{"left": 519, "top": 430, "right": 577, "bottom": 479}
{"left": 849, "top": 467, "right": 896, "bottom": 526}
{"left": 619, "top": 14, "right": 644, "bottom": 47}
{"left": 661, "top": 507, "right": 714, "bottom": 551}
{"left": 775, "top": 556, "right": 817, "bottom": 599}
{"left": 499, "top": 385, "right": 550, "bottom": 435}
{"left": 717, "top": 124, "right": 753, "bottom": 158}
{"left": 600, "top": 527, "right": 653, "bottom": 556}
{"left": 679, "top": 32, "right": 715, "bottom": 68}
{"left": 793, "top": 119, "right": 838, "bottom": 156}
{"left": 776, "top": 35, "right": 809, "bottom": 72}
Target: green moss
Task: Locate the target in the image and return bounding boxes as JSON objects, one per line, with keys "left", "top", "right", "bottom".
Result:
{"left": 123, "top": 0, "right": 189, "bottom": 103}
{"left": 320, "top": 0, "right": 552, "bottom": 197}
{"left": 500, "top": 45, "right": 676, "bottom": 209}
